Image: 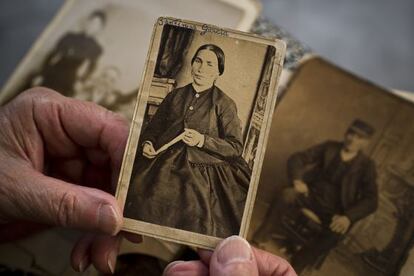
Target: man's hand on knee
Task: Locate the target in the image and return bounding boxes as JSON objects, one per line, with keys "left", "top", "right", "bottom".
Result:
{"left": 330, "top": 215, "right": 351, "bottom": 234}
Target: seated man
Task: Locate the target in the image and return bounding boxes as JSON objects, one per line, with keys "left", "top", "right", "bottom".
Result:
{"left": 254, "top": 119, "right": 379, "bottom": 273}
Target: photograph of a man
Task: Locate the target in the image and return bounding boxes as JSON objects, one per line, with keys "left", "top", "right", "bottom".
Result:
{"left": 254, "top": 119, "right": 378, "bottom": 273}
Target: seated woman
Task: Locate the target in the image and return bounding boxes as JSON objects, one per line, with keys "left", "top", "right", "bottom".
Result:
{"left": 124, "top": 44, "right": 251, "bottom": 238}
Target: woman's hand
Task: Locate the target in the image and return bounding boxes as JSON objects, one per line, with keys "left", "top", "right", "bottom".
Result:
{"left": 163, "top": 236, "right": 296, "bottom": 276}
{"left": 0, "top": 87, "right": 137, "bottom": 274}
{"left": 183, "top": 128, "right": 205, "bottom": 147}
{"left": 142, "top": 141, "right": 157, "bottom": 159}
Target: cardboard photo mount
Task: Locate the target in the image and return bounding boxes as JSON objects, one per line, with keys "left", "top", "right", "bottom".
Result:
{"left": 115, "top": 17, "right": 285, "bottom": 249}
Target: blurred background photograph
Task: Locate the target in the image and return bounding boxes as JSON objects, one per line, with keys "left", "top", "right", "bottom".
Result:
{"left": 0, "top": 0, "right": 413, "bottom": 275}
{"left": 248, "top": 57, "right": 414, "bottom": 276}
{"left": 0, "top": 0, "right": 260, "bottom": 118}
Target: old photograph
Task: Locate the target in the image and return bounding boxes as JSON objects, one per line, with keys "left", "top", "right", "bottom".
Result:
{"left": 0, "top": 0, "right": 259, "bottom": 119}
{"left": 116, "top": 17, "right": 285, "bottom": 248}
{"left": 249, "top": 57, "right": 414, "bottom": 275}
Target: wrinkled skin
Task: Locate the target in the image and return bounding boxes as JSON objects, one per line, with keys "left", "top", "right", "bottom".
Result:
{"left": 0, "top": 87, "right": 296, "bottom": 275}
{"left": 0, "top": 87, "right": 131, "bottom": 273}
{"left": 164, "top": 236, "right": 296, "bottom": 276}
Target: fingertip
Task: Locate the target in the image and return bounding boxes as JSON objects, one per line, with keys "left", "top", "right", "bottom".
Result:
{"left": 71, "top": 234, "right": 94, "bottom": 272}
{"left": 121, "top": 231, "right": 143, "bottom": 243}
{"left": 163, "top": 261, "right": 208, "bottom": 276}
{"left": 163, "top": 261, "right": 185, "bottom": 276}
{"left": 90, "top": 234, "right": 122, "bottom": 274}
{"left": 108, "top": 247, "right": 117, "bottom": 274}
{"left": 215, "top": 236, "right": 253, "bottom": 265}
{"left": 97, "top": 200, "right": 123, "bottom": 236}
{"left": 210, "top": 236, "right": 258, "bottom": 276}
{"left": 197, "top": 248, "right": 213, "bottom": 265}
{"left": 95, "top": 190, "right": 123, "bottom": 235}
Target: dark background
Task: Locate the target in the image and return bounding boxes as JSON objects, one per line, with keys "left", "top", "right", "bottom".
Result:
{"left": 1, "top": 0, "right": 413, "bottom": 92}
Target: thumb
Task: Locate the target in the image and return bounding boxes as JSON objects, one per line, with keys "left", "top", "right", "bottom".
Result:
{"left": 210, "top": 236, "right": 258, "bottom": 276}
{"left": 9, "top": 169, "right": 122, "bottom": 235}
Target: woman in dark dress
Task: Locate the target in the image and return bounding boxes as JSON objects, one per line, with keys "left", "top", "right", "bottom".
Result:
{"left": 23, "top": 11, "right": 105, "bottom": 97}
{"left": 124, "top": 44, "right": 250, "bottom": 238}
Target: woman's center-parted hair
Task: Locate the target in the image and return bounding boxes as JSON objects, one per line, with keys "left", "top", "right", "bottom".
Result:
{"left": 191, "top": 44, "right": 225, "bottom": 76}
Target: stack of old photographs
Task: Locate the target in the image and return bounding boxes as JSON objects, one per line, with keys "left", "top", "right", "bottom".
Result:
{"left": 0, "top": 0, "right": 261, "bottom": 111}
{"left": 1, "top": 1, "right": 414, "bottom": 276}
{"left": 0, "top": 1, "right": 266, "bottom": 275}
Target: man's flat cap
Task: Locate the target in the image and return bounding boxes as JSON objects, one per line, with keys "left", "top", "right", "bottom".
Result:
{"left": 349, "top": 119, "right": 375, "bottom": 137}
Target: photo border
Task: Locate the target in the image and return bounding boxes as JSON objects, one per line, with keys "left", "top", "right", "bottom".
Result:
{"left": 115, "top": 17, "right": 285, "bottom": 249}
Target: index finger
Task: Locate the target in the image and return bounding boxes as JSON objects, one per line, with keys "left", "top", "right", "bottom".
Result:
{"left": 28, "top": 89, "right": 129, "bottom": 169}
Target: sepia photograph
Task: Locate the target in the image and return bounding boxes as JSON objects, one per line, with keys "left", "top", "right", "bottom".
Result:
{"left": 116, "top": 17, "right": 285, "bottom": 248}
{"left": 0, "top": 0, "right": 260, "bottom": 119}
{"left": 249, "top": 57, "right": 414, "bottom": 275}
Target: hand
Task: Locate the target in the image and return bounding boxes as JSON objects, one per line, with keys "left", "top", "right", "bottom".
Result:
{"left": 330, "top": 215, "right": 351, "bottom": 234}
{"left": 164, "top": 236, "right": 296, "bottom": 276}
{"left": 0, "top": 87, "right": 140, "bottom": 274}
{"left": 183, "top": 128, "right": 204, "bottom": 147}
{"left": 293, "top": 180, "right": 309, "bottom": 196}
{"left": 142, "top": 141, "right": 157, "bottom": 159}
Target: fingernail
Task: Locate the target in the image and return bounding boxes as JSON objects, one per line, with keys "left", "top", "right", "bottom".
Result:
{"left": 108, "top": 249, "right": 117, "bottom": 274}
{"left": 217, "top": 236, "right": 253, "bottom": 265}
{"left": 162, "top": 261, "right": 185, "bottom": 276}
{"left": 98, "top": 204, "right": 119, "bottom": 235}
{"left": 78, "top": 255, "right": 90, "bottom": 272}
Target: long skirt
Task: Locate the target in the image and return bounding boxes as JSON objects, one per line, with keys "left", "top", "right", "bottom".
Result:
{"left": 124, "top": 144, "right": 250, "bottom": 238}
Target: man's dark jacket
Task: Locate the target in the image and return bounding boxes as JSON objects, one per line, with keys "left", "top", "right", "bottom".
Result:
{"left": 287, "top": 141, "right": 378, "bottom": 223}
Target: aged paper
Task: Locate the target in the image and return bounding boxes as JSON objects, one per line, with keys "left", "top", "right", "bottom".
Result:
{"left": 116, "top": 17, "right": 285, "bottom": 249}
